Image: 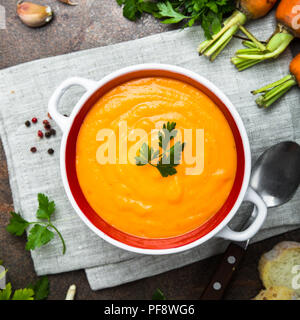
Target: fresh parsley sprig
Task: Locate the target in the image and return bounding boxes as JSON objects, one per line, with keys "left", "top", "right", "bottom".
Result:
{"left": 116, "top": 0, "right": 235, "bottom": 39}
{"left": 0, "top": 276, "right": 49, "bottom": 300}
{"left": 0, "top": 283, "right": 34, "bottom": 300}
{"left": 152, "top": 288, "right": 166, "bottom": 300}
{"left": 6, "top": 194, "right": 66, "bottom": 255}
{"left": 27, "top": 276, "right": 50, "bottom": 300}
{"left": 135, "top": 122, "right": 185, "bottom": 177}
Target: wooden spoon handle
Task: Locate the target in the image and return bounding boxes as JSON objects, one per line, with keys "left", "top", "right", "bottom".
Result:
{"left": 200, "top": 243, "right": 246, "bottom": 300}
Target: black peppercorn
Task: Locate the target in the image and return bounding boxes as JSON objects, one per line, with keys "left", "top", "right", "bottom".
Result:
{"left": 50, "top": 129, "right": 56, "bottom": 136}
{"left": 48, "top": 148, "right": 54, "bottom": 155}
{"left": 45, "top": 131, "right": 51, "bottom": 138}
{"left": 30, "top": 147, "right": 37, "bottom": 153}
{"left": 25, "top": 120, "right": 31, "bottom": 127}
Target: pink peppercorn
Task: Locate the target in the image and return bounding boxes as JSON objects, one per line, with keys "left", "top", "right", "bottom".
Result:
{"left": 37, "top": 130, "right": 43, "bottom": 138}
{"left": 32, "top": 117, "right": 38, "bottom": 124}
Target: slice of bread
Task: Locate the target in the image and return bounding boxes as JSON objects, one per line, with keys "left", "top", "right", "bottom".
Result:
{"left": 259, "top": 241, "right": 300, "bottom": 296}
{"left": 253, "top": 286, "right": 298, "bottom": 300}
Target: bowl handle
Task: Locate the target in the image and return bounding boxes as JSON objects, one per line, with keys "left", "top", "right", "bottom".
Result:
{"left": 48, "top": 77, "right": 97, "bottom": 132}
{"left": 216, "top": 187, "right": 267, "bottom": 242}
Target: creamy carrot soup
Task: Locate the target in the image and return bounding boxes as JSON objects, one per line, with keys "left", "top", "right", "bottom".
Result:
{"left": 76, "top": 77, "right": 237, "bottom": 238}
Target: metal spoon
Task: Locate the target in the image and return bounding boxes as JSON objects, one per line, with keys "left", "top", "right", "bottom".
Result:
{"left": 201, "top": 141, "right": 300, "bottom": 300}
{"left": 251, "top": 141, "right": 300, "bottom": 207}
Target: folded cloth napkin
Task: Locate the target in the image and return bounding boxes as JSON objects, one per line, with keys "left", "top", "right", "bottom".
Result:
{"left": 0, "top": 13, "right": 300, "bottom": 291}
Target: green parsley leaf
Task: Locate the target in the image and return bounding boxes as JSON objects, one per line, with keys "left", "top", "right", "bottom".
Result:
{"left": 26, "top": 224, "right": 54, "bottom": 251}
{"left": 123, "top": 0, "right": 140, "bottom": 21}
{"left": 207, "top": 1, "right": 218, "bottom": 14}
{"left": 151, "top": 149, "right": 160, "bottom": 161}
{"left": 139, "top": 1, "right": 158, "bottom": 14}
{"left": 157, "top": 2, "right": 187, "bottom": 24}
{"left": 165, "top": 141, "right": 185, "bottom": 165}
{"left": 36, "top": 193, "right": 55, "bottom": 220}
{"left": 6, "top": 212, "right": 29, "bottom": 236}
{"left": 0, "top": 273, "right": 49, "bottom": 301}
{"left": 135, "top": 143, "right": 151, "bottom": 165}
{"left": 12, "top": 288, "right": 34, "bottom": 300}
{"left": 156, "top": 163, "right": 177, "bottom": 177}
{"left": 136, "top": 143, "right": 159, "bottom": 165}
{"left": 116, "top": 0, "right": 235, "bottom": 39}
{"left": 28, "top": 276, "right": 49, "bottom": 300}
{"left": 136, "top": 122, "right": 185, "bottom": 178}
{"left": 152, "top": 288, "right": 166, "bottom": 300}
{"left": 165, "top": 121, "right": 176, "bottom": 132}
{"left": 159, "top": 121, "right": 177, "bottom": 150}
{"left": 0, "top": 283, "right": 12, "bottom": 300}
{"left": 6, "top": 194, "right": 66, "bottom": 255}
{"left": 211, "top": 15, "right": 222, "bottom": 34}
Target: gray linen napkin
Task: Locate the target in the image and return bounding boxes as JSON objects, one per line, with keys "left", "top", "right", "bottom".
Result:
{"left": 0, "top": 13, "right": 300, "bottom": 291}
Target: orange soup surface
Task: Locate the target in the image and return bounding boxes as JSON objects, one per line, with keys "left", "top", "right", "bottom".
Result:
{"left": 76, "top": 77, "right": 237, "bottom": 238}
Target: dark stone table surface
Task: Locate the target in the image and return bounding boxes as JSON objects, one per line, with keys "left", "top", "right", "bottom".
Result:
{"left": 0, "top": 0, "right": 299, "bottom": 300}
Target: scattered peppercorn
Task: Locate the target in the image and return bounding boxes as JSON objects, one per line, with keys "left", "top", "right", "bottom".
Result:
{"left": 45, "top": 131, "right": 51, "bottom": 138}
{"left": 37, "top": 130, "right": 43, "bottom": 138}
{"left": 44, "top": 123, "right": 51, "bottom": 130}
{"left": 64, "top": 114, "right": 68, "bottom": 117}
{"left": 27, "top": 115, "right": 57, "bottom": 154}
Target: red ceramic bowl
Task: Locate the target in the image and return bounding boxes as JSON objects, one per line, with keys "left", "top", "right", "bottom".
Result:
{"left": 48, "top": 64, "right": 267, "bottom": 255}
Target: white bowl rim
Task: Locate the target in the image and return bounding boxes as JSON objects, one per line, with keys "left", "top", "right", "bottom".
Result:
{"left": 58, "top": 63, "right": 251, "bottom": 255}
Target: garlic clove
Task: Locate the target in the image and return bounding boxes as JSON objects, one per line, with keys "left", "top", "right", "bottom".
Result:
{"left": 58, "top": 0, "right": 78, "bottom": 5}
{"left": 17, "top": 1, "right": 53, "bottom": 28}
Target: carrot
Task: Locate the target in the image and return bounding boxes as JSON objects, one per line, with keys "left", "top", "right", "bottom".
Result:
{"left": 252, "top": 53, "right": 300, "bottom": 108}
{"left": 276, "top": 0, "right": 300, "bottom": 38}
{"left": 290, "top": 53, "right": 300, "bottom": 83}
{"left": 198, "top": 0, "right": 277, "bottom": 61}
{"left": 232, "top": 0, "right": 300, "bottom": 71}
{"left": 240, "top": 0, "right": 278, "bottom": 19}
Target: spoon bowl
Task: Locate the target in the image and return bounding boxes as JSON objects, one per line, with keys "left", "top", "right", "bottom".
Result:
{"left": 250, "top": 141, "right": 300, "bottom": 208}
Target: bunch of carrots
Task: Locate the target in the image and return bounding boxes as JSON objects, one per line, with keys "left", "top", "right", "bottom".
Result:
{"left": 198, "top": 0, "right": 300, "bottom": 108}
